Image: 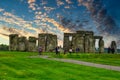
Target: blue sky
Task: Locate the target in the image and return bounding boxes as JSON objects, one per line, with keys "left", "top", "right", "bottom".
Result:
{"left": 0, "top": 0, "right": 120, "bottom": 48}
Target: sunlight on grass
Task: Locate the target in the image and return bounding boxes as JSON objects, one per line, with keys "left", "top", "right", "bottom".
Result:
{"left": 0, "top": 51, "right": 120, "bottom": 80}
{"left": 51, "top": 53, "right": 120, "bottom": 66}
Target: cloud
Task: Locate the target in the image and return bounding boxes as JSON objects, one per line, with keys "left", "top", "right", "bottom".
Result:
{"left": 0, "top": 9, "right": 49, "bottom": 36}
{"left": 66, "top": 0, "right": 73, "bottom": 4}
{"left": 45, "top": 17, "right": 72, "bottom": 32}
{"left": 1, "top": 26, "right": 35, "bottom": 37}
{"left": 41, "top": 0, "right": 48, "bottom": 5}
{"left": 1, "top": 0, "right": 119, "bottom": 47}
{"left": 28, "top": 0, "right": 36, "bottom": 11}
{"left": 43, "top": 6, "right": 56, "bottom": 12}
{"left": 64, "top": 5, "right": 71, "bottom": 9}
{"left": 56, "top": 0, "right": 65, "bottom": 7}
{"left": 28, "top": 0, "right": 36, "bottom": 3}
{"left": 0, "top": 8, "right": 4, "bottom": 12}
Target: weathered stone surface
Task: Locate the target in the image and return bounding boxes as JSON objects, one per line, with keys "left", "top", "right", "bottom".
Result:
{"left": 28, "top": 37, "right": 37, "bottom": 52}
{"left": 75, "top": 33, "right": 85, "bottom": 52}
{"left": 94, "top": 36, "right": 104, "bottom": 53}
{"left": 84, "top": 35, "right": 90, "bottom": 53}
{"left": 63, "top": 30, "right": 104, "bottom": 53}
{"left": 46, "top": 34, "right": 57, "bottom": 52}
{"left": 85, "top": 31, "right": 94, "bottom": 53}
{"left": 93, "top": 39, "right": 96, "bottom": 52}
{"left": 38, "top": 34, "right": 46, "bottom": 51}
{"left": 94, "top": 36, "right": 103, "bottom": 39}
{"left": 99, "top": 39, "right": 104, "bottom": 53}
{"left": 9, "top": 31, "right": 104, "bottom": 53}
{"left": 9, "top": 34, "right": 18, "bottom": 51}
{"left": 18, "top": 36, "right": 27, "bottom": 51}
{"left": 63, "top": 33, "right": 75, "bottom": 51}
{"left": 111, "top": 41, "right": 117, "bottom": 53}
{"left": 38, "top": 33, "right": 57, "bottom": 52}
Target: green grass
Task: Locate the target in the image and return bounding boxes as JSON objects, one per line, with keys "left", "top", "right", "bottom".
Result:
{"left": 51, "top": 53, "right": 120, "bottom": 66}
{"left": 0, "top": 51, "right": 120, "bottom": 80}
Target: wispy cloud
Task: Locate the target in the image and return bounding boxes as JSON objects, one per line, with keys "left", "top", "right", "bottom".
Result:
{"left": 45, "top": 17, "right": 72, "bottom": 32}
{"left": 0, "top": 9, "right": 48, "bottom": 36}
{"left": 28, "top": 0, "right": 36, "bottom": 11}
{"left": 66, "top": 0, "right": 73, "bottom": 4}
{"left": 56, "top": 0, "right": 65, "bottom": 7}
{"left": 0, "top": 8, "right": 4, "bottom": 12}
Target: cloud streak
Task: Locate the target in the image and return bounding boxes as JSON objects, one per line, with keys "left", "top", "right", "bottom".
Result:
{"left": 0, "top": 0, "right": 120, "bottom": 48}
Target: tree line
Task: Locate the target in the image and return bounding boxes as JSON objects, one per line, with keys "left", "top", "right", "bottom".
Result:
{"left": 0, "top": 44, "right": 9, "bottom": 51}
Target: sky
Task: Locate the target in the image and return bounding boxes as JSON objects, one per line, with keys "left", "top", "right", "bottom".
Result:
{"left": 0, "top": 0, "right": 120, "bottom": 48}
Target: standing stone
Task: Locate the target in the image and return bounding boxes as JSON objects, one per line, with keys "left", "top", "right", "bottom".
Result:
{"left": 28, "top": 37, "right": 37, "bottom": 52}
{"left": 99, "top": 38, "right": 104, "bottom": 53}
{"left": 46, "top": 34, "right": 57, "bottom": 52}
{"left": 18, "top": 36, "right": 27, "bottom": 51}
{"left": 93, "top": 39, "right": 96, "bottom": 53}
{"left": 63, "top": 31, "right": 104, "bottom": 53}
{"left": 9, "top": 34, "right": 18, "bottom": 51}
{"left": 63, "top": 33, "right": 73, "bottom": 51}
{"left": 111, "top": 41, "right": 117, "bottom": 53}
{"left": 94, "top": 36, "right": 103, "bottom": 53}
{"left": 71, "top": 34, "right": 76, "bottom": 51}
{"left": 75, "top": 32, "right": 85, "bottom": 52}
{"left": 84, "top": 34, "right": 90, "bottom": 53}
{"left": 86, "top": 31, "right": 94, "bottom": 53}
{"left": 38, "top": 33, "right": 57, "bottom": 52}
{"left": 38, "top": 34, "right": 46, "bottom": 52}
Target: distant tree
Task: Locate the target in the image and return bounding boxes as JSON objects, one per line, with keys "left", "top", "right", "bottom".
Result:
{"left": 0, "top": 44, "right": 9, "bottom": 51}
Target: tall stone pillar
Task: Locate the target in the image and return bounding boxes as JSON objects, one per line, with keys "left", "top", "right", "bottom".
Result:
{"left": 46, "top": 34, "right": 57, "bottom": 52}
{"left": 28, "top": 37, "right": 37, "bottom": 52}
{"left": 9, "top": 34, "right": 19, "bottom": 51}
{"left": 76, "top": 31, "right": 85, "bottom": 52}
{"left": 38, "top": 34, "right": 46, "bottom": 52}
{"left": 18, "top": 36, "right": 27, "bottom": 51}
{"left": 71, "top": 34, "right": 76, "bottom": 51}
{"left": 63, "top": 33, "right": 71, "bottom": 51}
{"left": 63, "top": 31, "right": 103, "bottom": 53}
{"left": 53, "top": 35, "right": 57, "bottom": 50}
{"left": 88, "top": 33, "right": 94, "bottom": 53}
{"left": 84, "top": 31, "right": 94, "bottom": 53}
{"left": 99, "top": 38, "right": 104, "bottom": 53}
{"left": 38, "top": 33, "right": 57, "bottom": 52}
{"left": 111, "top": 41, "right": 117, "bottom": 53}
{"left": 93, "top": 39, "right": 96, "bottom": 53}
{"left": 84, "top": 35, "right": 90, "bottom": 53}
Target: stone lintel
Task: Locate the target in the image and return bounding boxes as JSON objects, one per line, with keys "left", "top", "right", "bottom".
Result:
{"left": 85, "top": 31, "right": 94, "bottom": 35}
{"left": 64, "top": 33, "right": 76, "bottom": 37}
{"left": 29, "top": 36, "right": 37, "bottom": 42}
{"left": 39, "top": 33, "right": 56, "bottom": 37}
{"left": 9, "top": 34, "right": 18, "bottom": 37}
{"left": 18, "top": 36, "right": 27, "bottom": 42}
{"left": 76, "top": 30, "right": 86, "bottom": 34}
{"left": 94, "top": 36, "right": 103, "bottom": 39}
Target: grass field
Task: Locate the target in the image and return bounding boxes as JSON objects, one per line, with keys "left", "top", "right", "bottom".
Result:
{"left": 0, "top": 51, "right": 120, "bottom": 80}
{"left": 51, "top": 53, "right": 120, "bottom": 66}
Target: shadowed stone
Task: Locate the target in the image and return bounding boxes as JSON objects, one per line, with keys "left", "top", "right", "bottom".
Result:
{"left": 94, "top": 36, "right": 104, "bottom": 53}
{"left": 28, "top": 37, "right": 37, "bottom": 52}
{"left": 85, "top": 31, "right": 94, "bottom": 53}
{"left": 111, "top": 41, "right": 117, "bottom": 53}
{"left": 75, "top": 33, "right": 85, "bottom": 52}
{"left": 63, "top": 33, "right": 75, "bottom": 51}
{"left": 64, "top": 31, "right": 104, "bottom": 53}
{"left": 99, "top": 38, "right": 104, "bottom": 53}
{"left": 38, "top": 34, "right": 46, "bottom": 51}
{"left": 18, "top": 36, "right": 28, "bottom": 51}
{"left": 38, "top": 33, "right": 57, "bottom": 52}
{"left": 46, "top": 34, "right": 57, "bottom": 52}
{"left": 9, "top": 34, "right": 18, "bottom": 51}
